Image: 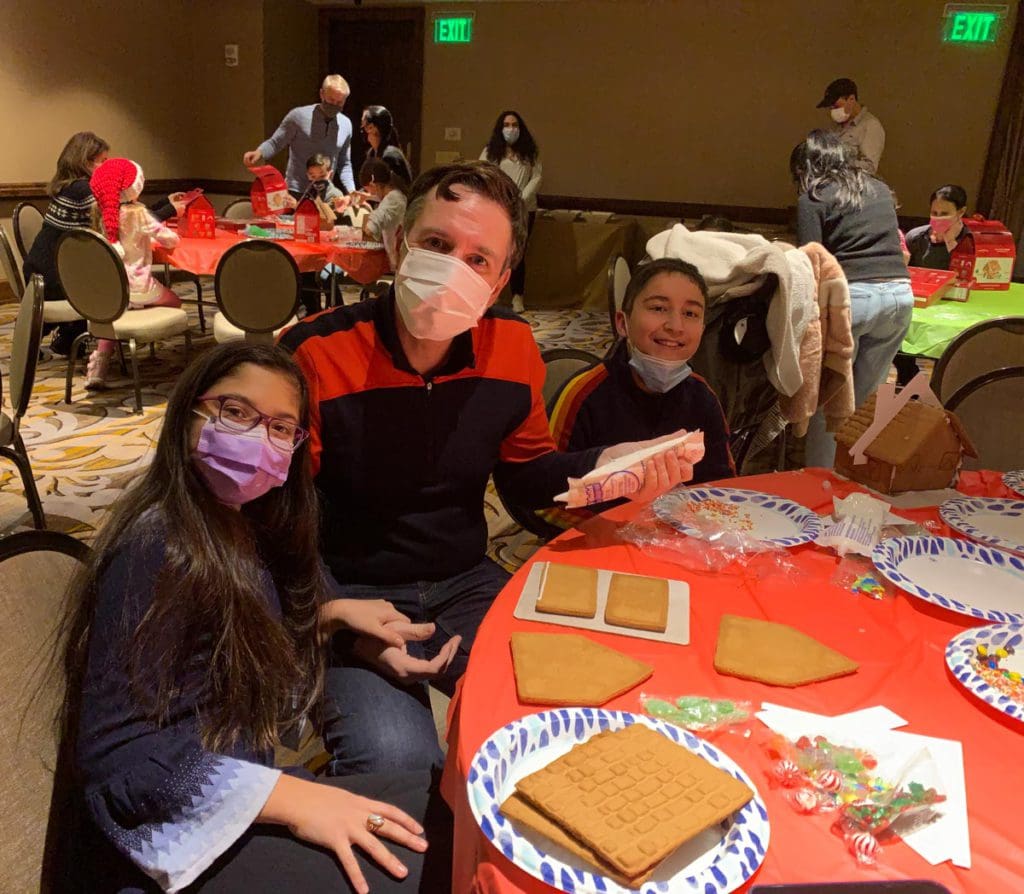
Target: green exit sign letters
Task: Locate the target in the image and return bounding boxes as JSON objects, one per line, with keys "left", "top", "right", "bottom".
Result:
{"left": 434, "top": 14, "right": 474, "bottom": 44}
{"left": 942, "top": 5, "right": 1007, "bottom": 43}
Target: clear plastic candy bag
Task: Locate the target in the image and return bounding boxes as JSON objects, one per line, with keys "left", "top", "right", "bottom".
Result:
{"left": 640, "top": 693, "right": 752, "bottom": 733}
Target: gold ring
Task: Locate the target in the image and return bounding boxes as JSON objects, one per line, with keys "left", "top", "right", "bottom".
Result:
{"left": 366, "top": 813, "right": 385, "bottom": 834}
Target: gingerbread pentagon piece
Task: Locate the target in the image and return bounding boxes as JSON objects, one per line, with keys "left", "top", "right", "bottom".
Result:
{"left": 510, "top": 632, "right": 654, "bottom": 706}
{"left": 714, "top": 614, "right": 858, "bottom": 686}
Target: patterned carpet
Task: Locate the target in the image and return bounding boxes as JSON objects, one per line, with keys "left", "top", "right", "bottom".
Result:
{"left": 0, "top": 290, "right": 613, "bottom": 571}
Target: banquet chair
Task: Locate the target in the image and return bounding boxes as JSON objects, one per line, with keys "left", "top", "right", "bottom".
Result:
{"left": 213, "top": 241, "right": 300, "bottom": 345}
{"left": 931, "top": 316, "right": 1024, "bottom": 404}
{"left": 223, "top": 198, "right": 254, "bottom": 219}
{"left": 541, "top": 347, "right": 602, "bottom": 413}
{"left": 155, "top": 266, "right": 207, "bottom": 333}
{"left": 0, "top": 530, "right": 90, "bottom": 893}
{"left": 944, "top": 365, "right": 1024, "bottom": 472}
{"left": 55, "top": 229, "right": 192, "bottom": 414}
{"left": 12, "top": 201, "right": 44, "bottom": 261}
{"left": 605, "top": 254, "right": 631, "bottom": 331}
{"left": 0, "top": 222, "right": 25, "bottom": 297}
{"left": 1, "top": 275, "right": 47, "bottom": 530}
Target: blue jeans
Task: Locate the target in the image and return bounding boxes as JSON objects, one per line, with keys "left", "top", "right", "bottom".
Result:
{"left": 805, "top": 279, "right": 914, "bottom": 467}
{"left": 322, "top": 557, "right": 511, "bottom": 776}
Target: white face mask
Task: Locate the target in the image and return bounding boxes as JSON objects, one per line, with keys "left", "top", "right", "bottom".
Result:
{"left": 394, "top": 241, "right": 496, "bottom": 341}
{"left": 830, "top": 107, "right": 850, "bottom": 124}
{"left": 502, "top": 126, "right": 520, "bottom": 144}
{"left": 628, "top": 343, "right": 692, "bottom": 393}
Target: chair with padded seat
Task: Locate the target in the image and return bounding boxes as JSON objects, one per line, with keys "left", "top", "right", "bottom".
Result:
{"left": 213, "top": 240, "right": 300, "bottom": 345}
{"left": 12, "top": 201, "right": 44, "bottom": 262}
{"left": 55, "top": 229, "right": 192, "bottom": 414}
{"left": 541, "top": 347, "right": 602, "bottom": 414}
{"left": 931, "top": 316, "right": 1024, "bottom": 405}
{"left": 944, "top": 365, "right": 1024, "bottom": 472}
{"left": 223, "top": 198, "right": 254, "bottom": 220}
{"left": 0, "top": 222, "right": 26, "bottom": 298}
{"left": 0, "top": 530, "right": 90, "bottom": 892}
{"left": 605, "top": 254, "right": 631, "bottom": 332}
{"left": 1, "top": 274, "right": 47, "bottom": 529}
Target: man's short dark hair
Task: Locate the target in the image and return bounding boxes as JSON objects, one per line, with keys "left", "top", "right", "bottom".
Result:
{"left": 622, "top": 258, "right": 709, "bottom": 315}
{"left": 403, "top": 160, "right": 527, "bottom": 270}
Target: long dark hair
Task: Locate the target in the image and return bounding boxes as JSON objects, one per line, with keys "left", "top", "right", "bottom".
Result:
{"left": 56, "top": 343, "right": 326, "bottom": 755}
{"left": 363, "top": 104, "right": 400, "bottom": 152}
{"left": 48, "top": 131, "right": 109, "bottom": 197}
{"left": 484, "top": 110, "right": 538, "bottom": 167}
{"left": 790, "top": 129, "right": 868, "bottom": 212}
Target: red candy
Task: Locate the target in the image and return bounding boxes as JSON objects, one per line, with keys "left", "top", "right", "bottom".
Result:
{"left": 789, "top": 787, "right": 820, "bottom": 814}
{"left": 816, "top": 768, "right": 844, "bottom": 793}
{"left": 773, "top": 759, "right": 803, "bottom": 787}
{"left": 847, "top": 831, "right": 881, "bottom": 865}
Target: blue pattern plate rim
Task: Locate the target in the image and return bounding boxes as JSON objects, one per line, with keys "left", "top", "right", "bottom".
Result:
{"left": 945, "top": 623, "right": 1024, "bottom": 723}
{"left": 465, "top": 708, "right": 769, "bottom": 894}
{"left": 939, "top": 496, "right": 1024, "bottom": 556}
{"left": 1003, "top": 470, "right": 1024, "bottom": 498}
{"left": 871, "top": 535, "right": 1024, "bottom": 623}
{"left": 653, "top": 486, "right": 822, "bottom": 548}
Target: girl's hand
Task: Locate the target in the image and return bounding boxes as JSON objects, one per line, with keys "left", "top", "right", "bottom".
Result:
{"left": 259, "top": 775, "right": 427, "bottom": 894}
{"left": 322, "top": 599, "right": 434, "bottom": 648}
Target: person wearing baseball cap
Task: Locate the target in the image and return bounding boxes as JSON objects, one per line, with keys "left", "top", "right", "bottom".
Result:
{"left": 816, "top": 77, "right": 885, "bottom": 175}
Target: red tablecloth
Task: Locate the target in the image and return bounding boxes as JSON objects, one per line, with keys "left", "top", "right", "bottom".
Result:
{"left": 442, "top": 468, "right": 1024, "bottom": 894}
{"left": 154, "top": 230, "right": 390, "bottom": 284}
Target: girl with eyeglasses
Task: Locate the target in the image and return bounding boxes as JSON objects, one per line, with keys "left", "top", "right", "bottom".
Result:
{"left": 54, "top": 343, "right": 451, "bottom": 893}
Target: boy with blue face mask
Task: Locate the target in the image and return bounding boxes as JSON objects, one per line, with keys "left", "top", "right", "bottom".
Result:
{"left": 549, "top": 258, "right": 735, "bottom": 489}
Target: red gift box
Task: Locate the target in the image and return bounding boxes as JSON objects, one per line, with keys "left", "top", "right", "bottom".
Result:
{"left": 249, "top": 165, "right": 290, "bottom": 217}
{"left": 293, "top": 197, "right": 320, "bottom": 243}
{"left": 908, "top": 267, "right": 955, "bottom": 307}
{"left": 949, "top": 214, "right": 1016, "bottom": 295}
{"left": 177, "top": 193, "right": 216, "bottom": 239}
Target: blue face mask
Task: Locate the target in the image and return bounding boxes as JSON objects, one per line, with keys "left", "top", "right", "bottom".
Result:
{"left": 628, "top": 344, "right": 692, "bottom": 393}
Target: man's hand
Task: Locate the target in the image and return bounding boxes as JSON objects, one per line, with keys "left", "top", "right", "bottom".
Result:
{"left": 353, "top": 634, "right": 461, "bottom": 685}
{"left": 595, "top": 428, "right": 697, "bottom": 505}
{"left": 243, "top": 149, "right": 264, "bottom": 167}
{"left": 596, "top": 430, "right": 682, "bottom": 466}
{"left": 320, "top": 598, "right": 434, "bottom": 648}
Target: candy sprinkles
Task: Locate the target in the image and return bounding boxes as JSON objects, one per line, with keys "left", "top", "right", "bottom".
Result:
{"left": 972, "top": 643, "right": 1024, "bottom": 703}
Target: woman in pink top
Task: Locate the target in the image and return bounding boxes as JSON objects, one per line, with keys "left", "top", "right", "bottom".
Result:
{"left": 87, "top": 158, "right": 181, "bottom": 388}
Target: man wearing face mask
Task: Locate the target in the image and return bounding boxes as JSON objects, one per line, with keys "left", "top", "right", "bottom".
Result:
{"left": 279, "top": 161, "right": 696, "bottom": 776}
{"left": 816, "top": 77, "right": 885, "bottom": 175}
{"left": 242, "top": 74, "right": 355, "bottom": 196}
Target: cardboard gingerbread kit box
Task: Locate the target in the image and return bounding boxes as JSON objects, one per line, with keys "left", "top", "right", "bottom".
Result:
{"left": 949, "top": 214, "right": 1017, "bottom": 295}
{"left": 248, "top": 165, "right": 290, "bottom": 216}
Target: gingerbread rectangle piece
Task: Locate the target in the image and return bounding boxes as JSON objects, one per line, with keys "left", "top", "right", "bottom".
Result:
{"left": 515, "top": 725, "right": 753, "bottom": 879}
{"left": 604, "top": 573, "right": 669, "bottom": 632}
{"left": 535, "top": 563, "right": 598, "bottom": 619}
{"left": 500, "top": 792, "right": 655, "bottom": 888}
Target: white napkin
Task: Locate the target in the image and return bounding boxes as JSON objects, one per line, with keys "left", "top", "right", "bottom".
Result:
{"left": 757, "top": 703, "right": 970, "bottom": 868}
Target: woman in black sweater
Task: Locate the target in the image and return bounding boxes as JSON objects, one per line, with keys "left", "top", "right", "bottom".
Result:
{"left": 791, "top": 130, "right": 912, "bottom": 466}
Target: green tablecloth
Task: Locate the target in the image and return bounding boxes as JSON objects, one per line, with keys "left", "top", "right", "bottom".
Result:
{"left": 902, "top": 283, "right": 1023, "bottom": 358}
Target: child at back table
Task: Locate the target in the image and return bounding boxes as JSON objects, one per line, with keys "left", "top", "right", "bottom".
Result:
{"left": 86, "top": 157, "right": 180, "bottom": 389}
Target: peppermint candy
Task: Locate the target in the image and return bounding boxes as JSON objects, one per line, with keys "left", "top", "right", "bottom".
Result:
{"left": 847, "top": 830, "right": 881, "bottom": 865}
{"left": 816, "top": 768, "right": 844, "bottom": 793}
{"left": 789, "top": 787, "right": 820, "bottom": 814}
{"left": 773, "top": 759, "right": 803, "bottom": 787}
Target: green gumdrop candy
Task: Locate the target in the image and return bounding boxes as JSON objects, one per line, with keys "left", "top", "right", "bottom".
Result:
{"left": 644, "top": 698, "right": 677, "bottom": 717}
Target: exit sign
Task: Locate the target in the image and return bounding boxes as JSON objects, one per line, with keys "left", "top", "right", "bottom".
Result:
{"left": 434, "top": 14, "right": 474, "bottom": 44}
{"left": 943, "top": 4, "right": 1007, "bottom": 43}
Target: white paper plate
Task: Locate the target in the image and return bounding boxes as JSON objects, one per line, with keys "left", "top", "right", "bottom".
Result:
{"left": 940, "top": 496, "right": 1024, "bottom": 555}
{"left": 653, "top": 486, "right": 822, "bottom": 548}
{"left": 872, "top": 536, "right": 1024, "bottom": 623}
{"left": 1003, "top": 470, "right": 1024, "bottom": 498}
{"left": 513, "top": 562, "right": 690, "bottom": 645}
{"left": 466, "top": 708, "right": 768, "bottom": 894}
{"left": 945, "top": 623, "right": 1024, "bottom": 723}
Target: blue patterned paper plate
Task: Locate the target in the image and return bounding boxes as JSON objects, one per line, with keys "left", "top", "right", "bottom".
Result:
{"left": 872, "top": 536, "right": 1024, "bottom": 623}
{"left": 653, "top": 487, "right": 822, "bottom": 548}
{"left": 945, "top": 623, "right": 1024, "bottom": 723}
{"left": 1003, "top": 470, "right": 1024, "bottom": 498}
{"left": 940, "top": 496, "right": 1024, "bottom": 556}
{"left": 466, "top": 708, "right": 769, "bottom": 894}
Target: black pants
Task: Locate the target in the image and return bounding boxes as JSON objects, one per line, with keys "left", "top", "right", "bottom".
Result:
{"left": 509, "top": 211, "right": 536, "bottom": 297}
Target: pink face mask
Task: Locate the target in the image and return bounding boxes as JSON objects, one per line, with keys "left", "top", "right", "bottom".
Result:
{"left": 930, "top": 216, "right": 956, "bottom": 236}
{"left": 192, "top": 417, "right": 292, "bottom": 506}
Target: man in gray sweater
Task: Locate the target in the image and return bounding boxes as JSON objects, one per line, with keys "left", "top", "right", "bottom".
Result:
{"left": 243, "top": 74, "right": 355, "bottom": 195}
{"left": 816, "top": 77, "right": 885, "bottom": 175}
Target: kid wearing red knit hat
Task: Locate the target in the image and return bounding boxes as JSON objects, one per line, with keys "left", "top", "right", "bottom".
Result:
{"left": 86, "top": 158, "right": 181, "bottom": 389}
